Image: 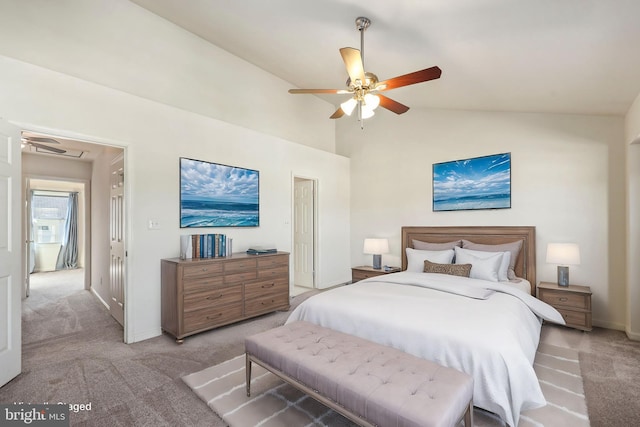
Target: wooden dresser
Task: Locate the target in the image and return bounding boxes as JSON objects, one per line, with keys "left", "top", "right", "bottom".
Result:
{"left": 161, "top": 252, "right": 290, "bottom": 343}
{"left": 537, "top": 281, "right": 592, "bottom": 331}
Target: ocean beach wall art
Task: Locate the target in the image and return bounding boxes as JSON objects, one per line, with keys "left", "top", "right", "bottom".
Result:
{"left": 432, "top": 153, "right": 511, "bottom": 212}
{"left": 180, "top": 158, "right": 259, "bottom": 227}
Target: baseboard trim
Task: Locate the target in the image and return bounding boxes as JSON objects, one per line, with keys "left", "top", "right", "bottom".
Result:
{"left": 91, "top": 287, "right": 110, "bottom": 309}
{"left": 625, "top": 329, "right": 640, "bottom": 341}
{"left": 129, "top": 328, "right": 163, "bottom": 344}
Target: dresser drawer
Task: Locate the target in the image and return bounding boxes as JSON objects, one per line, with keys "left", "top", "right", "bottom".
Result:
{"left": 183, "top": 286, "right": 242, "bottom": 312}
{"left": 224, "top": 271, "right": 257, "bottom": 285}
{"left": 183, "top": 275, "right": 225, "bottom": 294}
{"left": 182, "top": 262, "right": 223, "bottom": 279}
{"left": 245, "top": 278, "right": 289, "bottom": 300}
{"left": 352, "top": 270, "right": 385, "bottom": 282}
{"left": 539, "top": 289, "right": 589, "bottom": 310}
{"left": 557, "top": 308, "right": 592, "bottom": 331}
{"left": 257, "top": 255, "right": 288, "bottom": 269}
{"left": 257, "top": 265, "right": 288, "bottom": 279}
{"left": 183, "top": 303, "right": 243, "bottom": 333}
{"left": 224, "top": 258, "right": 257, "bottom": 273}
{"left": 245, "top": 294, "right": 289, "bottom": 317}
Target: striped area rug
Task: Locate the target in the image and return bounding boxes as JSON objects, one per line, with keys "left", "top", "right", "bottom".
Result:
{"left": 183, "top": 343, "right": 589, "bottom": 426}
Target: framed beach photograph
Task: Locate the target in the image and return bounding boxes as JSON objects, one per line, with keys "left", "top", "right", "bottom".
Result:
{"left": 180, "top": 157, "right": 259, "bottom": 227}
{"left": 432, "top": 152, "right": 511, "bottom": 212}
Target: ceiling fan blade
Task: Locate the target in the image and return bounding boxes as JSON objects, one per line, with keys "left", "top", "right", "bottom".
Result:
{"left": 377, "top": 66, "right": 442, "bottom": 91}
{"left": 289, "top": 88, "right": 350, "bottom": 94}
{"left": 29, "top": 142, "right": 67, "bottom": 154}
{"left": 339, "top": 47, "right": 366, "bottom": 85}
{"left": 25, "top": 136, "right": 61, "bottom": 144}
{"left": 378, "top": 94, "right": 410, "bottom": 115}
{"left": 329, "top": 107, "right": 345, "bottom": 119}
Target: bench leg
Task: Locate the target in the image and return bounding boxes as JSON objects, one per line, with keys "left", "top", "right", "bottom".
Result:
{"left": 464, "top": 400, "right": 473, "bottom": 426}
{"left": 246, "top": 353, "right": 252, "bottom": 397}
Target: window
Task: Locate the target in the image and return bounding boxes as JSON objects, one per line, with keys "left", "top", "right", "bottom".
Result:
{"left": 32, "top": 193, "right": 69, "bottom": 244}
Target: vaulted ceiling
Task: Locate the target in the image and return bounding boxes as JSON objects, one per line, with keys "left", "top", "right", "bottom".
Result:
{"left": 131, "top": 0, "right": 640, "bottom": 116}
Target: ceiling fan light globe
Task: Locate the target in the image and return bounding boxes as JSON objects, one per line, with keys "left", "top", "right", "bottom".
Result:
{"left": 361, "top": 107, "right": 375, "bottom": 119}
{"left": 364, "top": 93, "right": 380, "bottom": 110}
{"left": 341, "top": 98, "right": 358, "bottom": 116}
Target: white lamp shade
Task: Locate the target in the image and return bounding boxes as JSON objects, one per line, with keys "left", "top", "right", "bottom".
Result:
{"left": 546, "top": 243, "right": 581, "bottom": 265}
{"left": 363, "top": 238, "right": 389, "bottom": 254}
{"left": 363, "top": 93, "right": 380, "bottom": 110}
{"left": 341, "top": 98, "right": 357, "bottom": 116}
{"left": 360, "top": 106, "right": 375, "bottom": 119}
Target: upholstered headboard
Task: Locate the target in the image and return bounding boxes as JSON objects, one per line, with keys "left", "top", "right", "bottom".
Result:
{"left": 401, "top": 226, "right": 536, "bottom": 295}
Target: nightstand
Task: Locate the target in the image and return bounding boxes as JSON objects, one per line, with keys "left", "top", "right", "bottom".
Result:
{"left": 537, "top": 282, "right": 592, "bottom": 331}
{"left": 351, "top": 266, "right": 401, "bottom": 283}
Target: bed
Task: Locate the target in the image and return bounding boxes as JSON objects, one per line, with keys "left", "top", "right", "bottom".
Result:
{"left": 286, "top": 226, "right": 564, "bottom": 427}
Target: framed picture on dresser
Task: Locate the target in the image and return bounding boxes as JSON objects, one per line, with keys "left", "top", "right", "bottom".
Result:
{"left": 432, "top": 152, "right": 511, "bottom": 212}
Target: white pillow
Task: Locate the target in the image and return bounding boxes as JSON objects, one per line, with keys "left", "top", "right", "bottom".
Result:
{"left": 454, "top": 247, "right": 503, "bottom": 282}
{"left": 406, "top": 248, "right": 455, "bottom": 272}
{"left": 454, "top": 247, "right": 511, "bottom": 281}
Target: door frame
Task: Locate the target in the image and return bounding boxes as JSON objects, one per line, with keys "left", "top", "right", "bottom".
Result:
{"left": 17, "top": 122, "right": 130, "bottom": 342}
{"left": 291, "top": 174, "right": 318, "bottom": 289}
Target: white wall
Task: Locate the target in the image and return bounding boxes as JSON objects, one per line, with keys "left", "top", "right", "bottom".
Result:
{"left": 0, "top": 0, "right": 334, "bottom": 153}
{"left": 0, "top": 56, "right": 350, "bottom": 344}
{"left": 337, "top": 108, "right": 626, "bottom": 330}
{"left": 625, "top": 93, "right": 640, "bottom": 339}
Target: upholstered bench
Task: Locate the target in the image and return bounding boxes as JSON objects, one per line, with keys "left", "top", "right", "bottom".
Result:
{"left": 245, "top": 321, "right": 474, "bottom": 427}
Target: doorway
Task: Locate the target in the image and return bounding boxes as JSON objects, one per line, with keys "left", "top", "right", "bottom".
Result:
{"left": 25, "top": 179, "right": 88, "bottom": 298}
{"left": 293, "top": 176, "right": 317, "bottom": 295}
{"left": 21, "top": 130, "right": 126, "bottom": 337}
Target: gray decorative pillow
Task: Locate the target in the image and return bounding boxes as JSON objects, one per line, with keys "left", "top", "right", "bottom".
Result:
{"left": 461, "top": 239, "right": 523, "bottom": 279}
{"left": 423, "top": 259, "right": 472, "bottom": 277}
{"left": 413, "top": 239, "right": 462, "bottom": 250}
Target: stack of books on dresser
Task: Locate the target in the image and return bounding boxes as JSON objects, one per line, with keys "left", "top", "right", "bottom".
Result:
{"left": 180, "top": 234, "right": 232, "bottom": 259}
{"left": 246, "top": 246, "right": 277, "bottom": 255}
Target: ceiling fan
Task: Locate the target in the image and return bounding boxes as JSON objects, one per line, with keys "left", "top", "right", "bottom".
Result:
{"left": 289, "top": 17, "right": 441, "bottom": 128}
{"left": 22, "top": 136, "right": 67, "bottom": 154}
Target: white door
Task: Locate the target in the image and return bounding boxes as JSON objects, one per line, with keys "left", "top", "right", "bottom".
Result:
{"left": 24, "top": 181, "right": 32, "bottom": 297}
{"left": 0, "top": 120, "right": 22, "bottom": 387}
{"left": 293, "top": 178, "right": 315, "bottom": 287}
{"left": 109, "top": 154, "right": 125, "bottom": 327}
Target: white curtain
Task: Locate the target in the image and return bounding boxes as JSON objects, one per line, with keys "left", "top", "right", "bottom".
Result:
{"left": 56, "top": 192, "right": 78, "bottom": 270}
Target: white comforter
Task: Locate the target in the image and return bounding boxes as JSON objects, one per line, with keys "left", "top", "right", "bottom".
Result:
{"left": 286, "top": 272, "right": 565, "bottom": 427}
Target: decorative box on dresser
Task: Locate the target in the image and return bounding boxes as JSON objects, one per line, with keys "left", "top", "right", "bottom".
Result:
{"left": 161, "top": 252, "right": 290, "bottom": 343}
{"left": 351, "top": 266, "right": 401, "bottom": 283}
{"left": 537, "top": 281, "right": 592, "bottom": 331}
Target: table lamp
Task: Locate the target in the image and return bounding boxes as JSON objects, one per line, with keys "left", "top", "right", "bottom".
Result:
{"left": 363, "top": 238, "right": 389, "bottom": 270}
{"left": 546, "top": 243, "right": 581, "bottom": 286}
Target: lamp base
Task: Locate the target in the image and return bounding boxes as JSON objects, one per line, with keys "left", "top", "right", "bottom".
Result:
{"left": 372, "top": 254, "right": 382, "bottom": 270}
{"left": 557, "top": 266, "right": 569, "bottom": 287}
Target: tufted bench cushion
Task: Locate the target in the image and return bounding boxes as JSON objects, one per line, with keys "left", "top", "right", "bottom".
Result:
{"left": 245, "top": 321, "right": 474, "bottom": 427}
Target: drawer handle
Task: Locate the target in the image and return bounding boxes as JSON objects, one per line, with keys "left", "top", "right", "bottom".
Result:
{"left": 559, "top": 297, "right": 568, "bottom": 302}
{"left": 207, "top": 313, "right": 223, "bottom": 320}
{"left": 261, "top": 300, "right": 275, "bottom": 305}
{"left": 206, "top": 294, "right": 223, "bottom": 300}
{"left": 262, "top": 283, "right": 275, "bottom": 288}
{"left": 201, "top": 267, "right": 208, "bottom": 272}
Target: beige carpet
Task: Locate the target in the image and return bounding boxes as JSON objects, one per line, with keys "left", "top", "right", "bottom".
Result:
{"left": 183, "top": 339, "right": 589, "bottom": 427}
